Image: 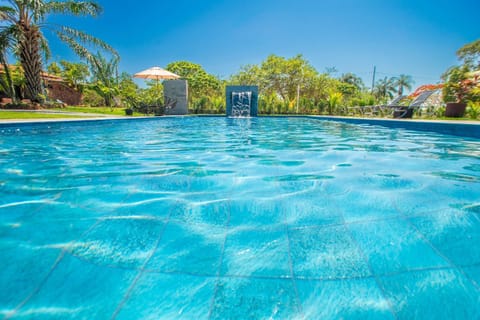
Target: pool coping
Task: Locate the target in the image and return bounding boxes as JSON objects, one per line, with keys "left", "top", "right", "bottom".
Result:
{"left": 307, "top": 116, "right": 480, "bottom": 139}
{"left": 0, "top": 115, "right": 479, "bottom": 139}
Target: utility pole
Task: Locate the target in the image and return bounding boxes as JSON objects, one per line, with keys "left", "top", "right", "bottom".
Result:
{"left": 371, "top": 65, "right": 376, "bottom": 93}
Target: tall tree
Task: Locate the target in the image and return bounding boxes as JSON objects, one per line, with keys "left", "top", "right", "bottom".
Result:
{"left": 393, "top": 74, "right": 414, "bottom": 96}
{"left": 89, "top": 52, "right": 119, "bottom": 106}
{"left": 47, "top": 62, "right": 62, "bottom": 76}
{"left": 230, "top": 54, "right": 318, "bottom": 102}
{"left": 0, "top": 30, "right": 17, "bottom": 102}
{"left": 374, "top": 77, "right": 396, "bottom": 102}
{"left": 339, "top": 73, "right": 364, "bottom": 91}
{"left": 166, "top": 61, "right": 222, "bottom": 102}
{"left": 59, "top": 60, "right": 90, "bottom": 91}
{"left": 456, "top": 39, "right": 480, "bottom": 69}
{"left": 0, "top": 0, "right": 117, "bottom": 102}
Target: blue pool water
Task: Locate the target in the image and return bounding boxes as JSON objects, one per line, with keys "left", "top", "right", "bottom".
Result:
{"left": 0, "top": 117, "right": 479, "bottom": 319}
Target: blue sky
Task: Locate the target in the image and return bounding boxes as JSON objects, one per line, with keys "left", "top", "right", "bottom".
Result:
{"left": 47, "top": 0, "right": 479, "bottom": 90}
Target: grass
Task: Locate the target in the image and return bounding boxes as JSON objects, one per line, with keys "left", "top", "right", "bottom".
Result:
{"left": 0, "top": 111, "right": 82, "bottom": 120}
{"left": 0, "top": 106, "right": 142, "bottom": 120}
{"left": 51, "top": 106, "right": 127, "bottom": 116}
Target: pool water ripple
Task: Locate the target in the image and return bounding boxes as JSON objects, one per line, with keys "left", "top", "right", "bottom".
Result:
{"left": 1, "top": 117, "right": 479, "bottom": 319}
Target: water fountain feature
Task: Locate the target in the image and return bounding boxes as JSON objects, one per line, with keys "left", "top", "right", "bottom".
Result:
{"left": 226, "top": 85, "right": 258, "bottom": 117}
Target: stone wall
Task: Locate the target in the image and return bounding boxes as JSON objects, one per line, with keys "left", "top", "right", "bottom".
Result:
{"left": 163, "top": 80, "right": 188, "bottom": 115}
{"left": 46, "top": 82, "right": 82, "bottom": 106}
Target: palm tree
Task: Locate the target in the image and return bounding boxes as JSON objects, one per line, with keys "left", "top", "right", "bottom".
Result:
{"left": 0, "top": 0, "right": 117, "bottom": 102}
{"left": 0, "top": 30, "right": 17, "bottom": 102}
{"left": 394, "top": 74, "right": 414, "bottom": 96}
{"left": 89, "top": 52, "right": 119, "bottom": 107}
{"left": 374, "top": 77, "right": 396, "bottom": 102}
{"left": 339, "top": 72, "right": 364, "bottom": 91}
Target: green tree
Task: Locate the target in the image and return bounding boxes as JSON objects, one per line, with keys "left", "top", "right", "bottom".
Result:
{"left": 374, "top": 77, "right": 396, "bottom": 102}
{"left": 393, "top": 74, "right": 414, "bottom": 96}
{"left": 339, "top": 73, "right": 364, "bottom": 91}
{"left": 442, "top": 65, "right": 472, "bottom": 103}
{"left": 117, "top": 72, "right": 139, "bottom": 104}
{"left": 230, "top": 54, "right": 355, "bottom": 114}
{"left": 230, "top": 64, "right": 262, "bottom": 86}
{"left": 166, "top": 61, "right": 222, "bottom": 101}
{"left": 327, "top": 90, "right": 343, "bottom": 115}
{"left": 59, "top": 60, "right": 90, "bottom": 91}
{"left": 89, "top": 52, "right": 119, "bottom": 107}
{"left": 456, "top": 39, "right": 480, "bottom": 69}
{"left": 0, "top": 0, "right": 117, "bottom": 102}
{"left": 47, "top": 62, "right": 62, "bottom": 76}
{"left": 0, "top": 31, "right": 17, "bottom": 102}
{"left": 137, "top": 80, "right": 163, "bottom": 106}
{"left": 231, "top": 54, "right": 318, "bottom": 103}
{"left": 261, "top": 54, "right": 317, "bottom": 101}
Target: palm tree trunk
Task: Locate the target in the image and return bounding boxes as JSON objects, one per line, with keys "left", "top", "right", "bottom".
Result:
{"left": 19, "top": 23, "right": 43, "bottom": 102}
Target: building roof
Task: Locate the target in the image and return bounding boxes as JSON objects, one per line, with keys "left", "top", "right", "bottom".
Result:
{"left": 0, "top": 65, "right": 64, "bottom": 83}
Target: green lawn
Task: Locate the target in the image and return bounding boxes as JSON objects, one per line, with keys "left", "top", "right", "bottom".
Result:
{"left": 0, "top": 106, "right": 140, "bottom": 120}
{"left": 51, "top": 106, "right": 128, "bottom": 116}
{"left": 0, "top": 111, "right": 82, "bottom": 119}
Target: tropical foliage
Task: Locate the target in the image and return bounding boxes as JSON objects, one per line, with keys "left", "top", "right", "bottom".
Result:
{"left": 373, "top": 77, "right": 396, "bottom": 103}
{"left": 456, "top": 39, "right": 480, "bottom": 69}
{"left": 166, "top": 61, "right": 223, "bottom": 113}
{"left": 394, "top": 74, "right": 414, "bottom": 96}
{"left": 442, "top": 39, "right": 480, "bottom": 104}
{"left": 2, "top": 4, "right": 478, "bottom": 122}
{"left": 0, "top": 0, "right": 117, "bottom": 102}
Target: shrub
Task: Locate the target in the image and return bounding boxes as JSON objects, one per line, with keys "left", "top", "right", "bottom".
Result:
{"left": 466, "top": 101, "right": 480, "bottom": 119}
{"left": 81, "top": 88, "right": 105, "bottom": 107}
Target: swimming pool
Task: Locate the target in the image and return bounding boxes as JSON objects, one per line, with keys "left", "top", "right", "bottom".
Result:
{"left": 0, "top": 117, "right": 479, "bottom": 319}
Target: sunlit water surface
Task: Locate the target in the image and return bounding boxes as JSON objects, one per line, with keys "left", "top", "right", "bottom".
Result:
{"left": 0, "top": 117, "right": 479, "bottom": 319}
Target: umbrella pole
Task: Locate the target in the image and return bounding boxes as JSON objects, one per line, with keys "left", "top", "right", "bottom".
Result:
{"left": 156, "top": 78, "right": 160, "bottom": 106}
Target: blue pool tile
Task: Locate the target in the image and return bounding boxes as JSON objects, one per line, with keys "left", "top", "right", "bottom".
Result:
{"left": 0, "top": 202, "right": 47, "bottom": 224}
{"left": 297, "top": 278, "right": 395, "bottom": 319}
{"left": 145, "top": 222, "right": 224, "bottom": 276}
{"left": 228, "top": 199, "right": 285, "bottom": 228}
{"left": 116, "top": 273, "right": 216, "bottom": 320}
{"left": 1, "top": 206, "right": 95, "bottom": 247}
{"left": 209, "top": 277, "right": 301, "bottom": 319}
{"left": 284, "top": 197, "right": 343, "bottom": 228}
{"left": 289, "top": 225, "right": 371, "bottom": 279}
{"left": 142, "top": 173, "right": 217, "bottom": 191}
{"left": 113, "top": 197, "right": 184, "bottom": 220}
{"left": 221, "top": 226, "right": 290, "bottom": 277}
{"left": 170, "top": 200, "right": 229, "bottom": 226}
{"left": 334, "top": 190, "right": 401, "bottom": 223}
{"left": 393, "top": 189, "right": 450, "bottom": 215}
{"left": 11, "top": 254, "right": 137, "bottom": 319}
{"left": 409, "top": 211, "right": 480, "bottom": 266}
{"left": 67, "top": 217, "right": 165, "bottom": 269}
{"left": 0, "top": 198, "right": 92, "bottom": 228}
{"left": 0, "top": 244, "right": 60, "bottom": 316}
{"left": 55, "top": 180, "right": 134, "bottom": 212}
{"left": 462, "top": 265, "right": 480, "bottom": 288}
{"left": 348, "top": 219, "right": 449, "bottom": 275}
{"left": 378, "top": 269, "right": 480, "bottom": 319}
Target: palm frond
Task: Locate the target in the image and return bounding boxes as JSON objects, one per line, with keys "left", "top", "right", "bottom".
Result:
{"left": 39, "top": 32, "right": 50, "bottom": 61}
{"left": 55, "top": 29, "right": 93, "bottom": 62}
{"left": 25, "top": 0, "right": 47, "bottom": 22}
{"left": 0, "top": 5, "right": 17, "bottom": 22}
{"left": 0, "top": 25, "right": 19, "bottom": 49}
{"left": 59, "top": 26, "right": 118, "bottom": 57}
{"left": 45, "top": 1, "right": 102, "bottom": 17}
